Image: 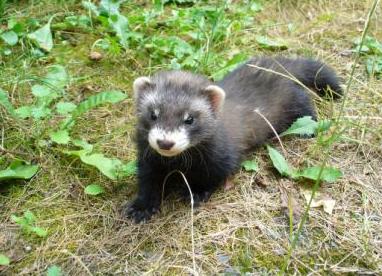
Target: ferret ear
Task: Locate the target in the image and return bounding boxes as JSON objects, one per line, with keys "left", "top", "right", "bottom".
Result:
{"left": 203, "top": 85, "right": 226, "bottom": 113}
{"left": 133, "top": 76, "right": 155, "bottom": 99}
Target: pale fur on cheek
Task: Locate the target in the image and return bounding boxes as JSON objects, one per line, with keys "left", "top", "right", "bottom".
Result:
{"left": 148, "top": 127, "right": 190, "bottom": 157}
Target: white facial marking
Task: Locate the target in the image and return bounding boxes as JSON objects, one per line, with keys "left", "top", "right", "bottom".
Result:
{"left": 148, "top": 127, "right": 190, "bottom": 157}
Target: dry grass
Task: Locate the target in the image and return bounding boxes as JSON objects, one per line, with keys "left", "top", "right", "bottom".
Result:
{"left": 1, "top": 0, "right": 382, "bottom": 275}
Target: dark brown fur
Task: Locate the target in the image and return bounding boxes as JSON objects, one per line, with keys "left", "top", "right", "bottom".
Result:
{"left": 124, "top": 56, "right": 342, "bottom": 223}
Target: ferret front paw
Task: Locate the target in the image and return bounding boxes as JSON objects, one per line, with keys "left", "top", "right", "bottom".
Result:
{"left": 121, "top": 199, "right": 159, "bottom": 223}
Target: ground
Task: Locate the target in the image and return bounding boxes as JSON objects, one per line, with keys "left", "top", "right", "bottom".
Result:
{"left": 0, "top": 0, "right": 381, "bottom": 275}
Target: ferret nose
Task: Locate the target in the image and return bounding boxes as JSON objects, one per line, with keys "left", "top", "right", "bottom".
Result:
{"left": 157, "top": 139, "right": 175, "bottom": 150}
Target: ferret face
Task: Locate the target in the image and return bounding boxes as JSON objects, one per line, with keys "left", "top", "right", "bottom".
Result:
{"left": 133, "top": 71, "right": 225, "bottom": 157}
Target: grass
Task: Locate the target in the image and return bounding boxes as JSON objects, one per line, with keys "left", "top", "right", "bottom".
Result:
{"left": 1, "top": 0, "right": 382, "bottom": 274}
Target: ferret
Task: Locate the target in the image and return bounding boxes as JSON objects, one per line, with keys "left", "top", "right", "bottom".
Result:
{"left": 123, "top": 56, "right": 342, "bottom": 223}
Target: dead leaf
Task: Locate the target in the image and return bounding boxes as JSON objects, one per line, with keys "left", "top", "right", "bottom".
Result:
{"left": 254, "top": 174, "right": 267, "bottom": 187}
{"left": 89, "top": 51, "right": 103, "bottom": 61}
{"left": 301, "top": 189, "right": 336, "bottom": 215}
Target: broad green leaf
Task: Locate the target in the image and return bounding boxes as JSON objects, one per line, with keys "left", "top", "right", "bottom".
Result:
{"left": 72, "top": 90, "right": 127, "bottom": 117}
{"left": 79, "top": 153, "right": 121, "bottom": 180}
{"left": 82, "top": 1, "right": 99, "bottom": 16}
{"left": 1, "top": 30, "right": 18, "bottom": 46}
{"left": 99, "top": 0, "right": 122, "bottom": 15}
{"left": 117, "top": 160, "right": 137, "bottom": 177}
{"left": 250, "top": 2, "right": 263, "bottom": 12}
{"left": 15, "top": 106, "right": 32, "bottom": 119}
{"left": 3, "top": 48, "right": 12, "bottom": 56}
{"left": 11, "top": 211, "right": 48, "bottom": 238}
{"left": 72, "top": 139, "right": 93, "bottom": 152}
{"left": 31, "top": 84, "right": 53, "bottom": 98}
{"left": 56, "top": 102, "right": 77, "bottom": 115}
{"left": 353, "top": 36, "right": 382, "bottom": 55}
{"left": 255, "top": 35, "right": 288, "bottom": 50}
{"left": 0, "top": 88, "right": 16, "bottom": 117}
{"left": 241, "top": 160, "right": 259, "bottom": 172}
{"left": 44, "top": 65, "right": 69, "bottom": 89}
{"left": 10, "top": 215, "right": 27, "bottom": 226}
{"left": 366, "top": 56, "right": 382, "bottom": 76}
{"left": 65, "top": 150, "right": 122, "bottom": 180}
{"left": 31, "top": 226, "right": 48, "bottom": 237}
{"left": 281, "top": 116, "right": 318, "bottom": 137}
{"left": 24, "top": 210, "right": 36, "bottom": 224}
{"left": 84, "top": 183, "right": 105, "bottom": 195}
{"left": 47, "top": 265, "right": 62, "bottom": 276}
{"left": 267, "top": 145, "right": 294, "bottom": 176}
{"left": 0, "top": 254, "right": 10, "bottom": 266}
{"left": 62, "top": 15, "right": 91, "bottom": 28}
{"left": 0, "top": 161, "right": 39, "bottom": 181}
{"left": 8, "top": 19, "right": 24, "bottom": 34}
{"left": 109, "top": 13, "right": 129, "bottom": 48}
{"left": 27, "top": 18, "right": 54, "bottom": 52}
{"left": 296, "top": 166, "right": 342, "bottom": 183}
{"left": 31, "top": 106, "right": 51, "bottom": 119}
{"left": 50, "top": 130, "right": 70, "bottom": 144}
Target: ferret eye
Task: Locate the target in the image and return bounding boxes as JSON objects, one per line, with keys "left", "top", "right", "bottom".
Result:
{"left": 184, "top": 115, "right": 194, "bottom": 125}
{"left": 150, "top": 111, "right": 158, "bottom": 121}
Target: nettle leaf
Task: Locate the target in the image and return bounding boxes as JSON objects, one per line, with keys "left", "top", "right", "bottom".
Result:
{"left": 255, "top": 35, "right": 288, "bottom": 50}
{"left": 27, "top": 17, "right": 54, "bottom": 52}
{"left": 241, "top": 160, "right": 259, "bottom": 172}
{"left": 0, "top": 254, "right": 10, "bottom": 266}
{"left": 31, "top": 84, "right": 54, "bottom": 98}
{"left": 117, "top": 160, "right": 137, "bottom": 177}
{"left": 47, "top": 265, "right": 62, "bottom": 276}
{"left": 296, "top": 166, "right": 342, "bottom": 183}
{"left": 84, "top": 183, "right": 105, "bottom": 195}
{"left": 23, "top": 210, "right": 36, "bottom": 224}
{"left": 267, "top": 145, "right": 294, "bottom": 176}
{"left": 0, "top": 88, "right": 16, "bottom": 117}
{"left": 0, "top": 161, "right": 39, "bottom": 181}
{"left": 1, "top": 30, "right": 18, "bottom": 46}
{"left": 50, "top": 130, "right": 71, "bottom": 144}
{"left": 15, "top": 106, "right": 32, "bottom": 119}
{"left": 31, "top": 106, "right": 52, "bottom": 119}
{"left": 56, "top": 102, "right": 77, "bottom": 115}
{"left": 72, "top": 90, "right": 127, "bottom": 117}
{"left": 281, "top": 116, "right": 318, "bottom": 137}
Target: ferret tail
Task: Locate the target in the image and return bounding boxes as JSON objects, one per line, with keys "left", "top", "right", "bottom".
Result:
{"left": 288, "top": 58, "right": 343, "bottom": 99}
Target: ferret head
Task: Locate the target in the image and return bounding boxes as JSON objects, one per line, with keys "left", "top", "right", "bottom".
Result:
{"left": 133, "top": 71, "right": 225, "bottom": 157}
